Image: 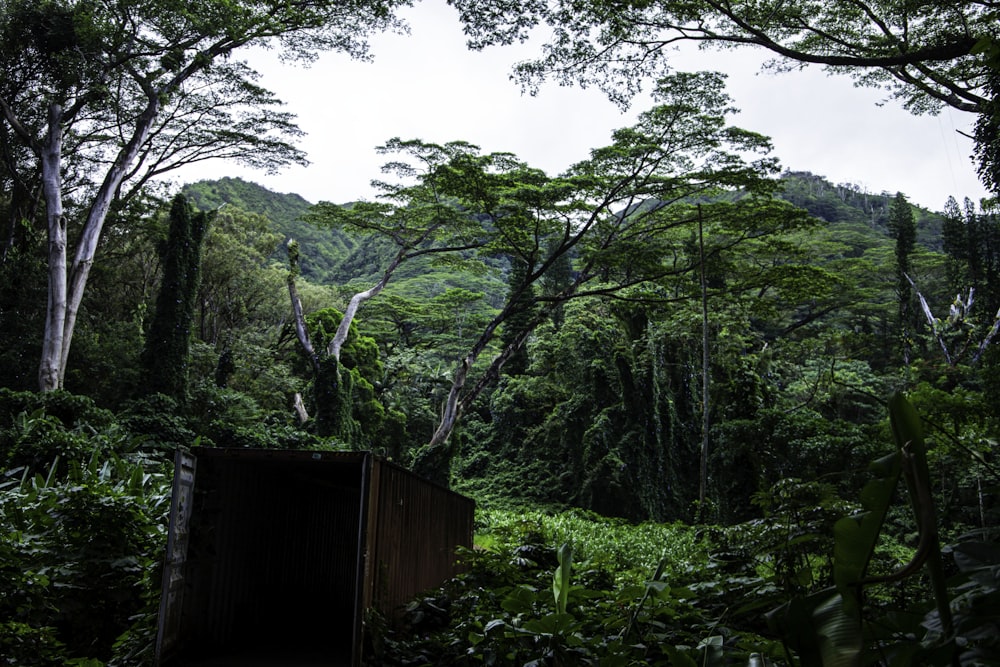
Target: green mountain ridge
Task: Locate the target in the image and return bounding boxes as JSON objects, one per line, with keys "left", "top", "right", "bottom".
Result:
{"left": 183, "top": 177, "right": 356, "bottom": 284}
{"left": 183, "top": 172, "right": 948, "bottom": 283}
{"left": 183, "top": 176, "right": 511, "bottom": 332}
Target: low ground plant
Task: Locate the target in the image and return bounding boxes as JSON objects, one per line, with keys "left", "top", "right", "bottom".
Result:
{"left": 367, "top": 507, "right": 786, "bottom": 666}
{"left": 474, "top": 507, "right": 707, "bottom": 584}
{"left": 0, "top": 450, "right": 171, "bottom": 665}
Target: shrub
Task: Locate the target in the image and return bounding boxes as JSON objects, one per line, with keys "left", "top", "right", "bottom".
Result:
{"left": 367, "top": 508, "right": 783, "bottom": 666}
{"left": 0, "top": 450, "right": 171, "bottom": 664}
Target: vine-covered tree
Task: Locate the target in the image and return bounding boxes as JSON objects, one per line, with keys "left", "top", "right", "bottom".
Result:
{"left": 139, "top": 194, "right": 212, "bottom": 399}
{"left": 0, "top": 0, "right": 409, "bottom": 391}
{"left": 499, "top": 257, "right": 536, "bottom": 376}
{"left": 888, "top": 192, "right": 918, "bottom": 363}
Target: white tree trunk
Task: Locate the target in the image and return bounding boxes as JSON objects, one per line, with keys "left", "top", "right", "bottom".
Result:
{"left": 1, "top": 88, "right": 161, "bottom": 389}
{"left": 54, "top": 95, "right": 161, "bottom": 388}
{"left": 328, "top": 252, "right": 403, "bottom": 361}
{"left": 38, "top": 103, "right": 66, "bottom": 391}
{"left": 286, "top": 243, "right": 319, "bottom": 372}
{"left": 426, "top": 284, "right": 577, "bottom": 450}
{"left": 428, "top": 356, "right": 472, "bottom": 449}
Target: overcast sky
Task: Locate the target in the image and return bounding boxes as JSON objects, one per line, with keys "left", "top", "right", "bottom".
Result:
{"left": 172, "top": 0, "right": 989, "bottom": 213}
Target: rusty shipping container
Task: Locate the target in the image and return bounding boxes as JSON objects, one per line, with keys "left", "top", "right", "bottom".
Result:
{"left": 155, "top": 447, "right": 475, "bottom": 667}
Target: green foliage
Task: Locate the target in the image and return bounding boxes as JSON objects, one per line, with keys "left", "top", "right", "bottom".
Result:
{"left": 286, "top": 307, "right": 388, "bottom": 444}
{"left": 368, "top": 507, "right": 783, "bottom": 666}
{"left": 760, "top": 395, "right": 1000, "bottom": 666}
{"left": 474, "top": 508, "right": 706, "bottom": 584}
{"left": 117, "top": 393, "right": 197, "bottom": 453}
{"left": 974, "top": 67, "right": 1000, "bottom": 197}
{"left": 0, "top": 389, "right": 114, "bottom": 431}
{"left": 832, "top": 452, "right": 902, "bottom": 599}
{"left": 0, "top": 390, "right": 124, "bottom": 473}
{"left": 500, "top": 257, "right": 537, "bottom": 376}
{"left": 780, "top": 173, "right": 891, "bottom": 228}
{"left": 2, "top": 17, "right": 999, "bottom": 664}
{"left": 189, "top": 338, "right": 302, "bottom": 415}
{"left": 119, "top": 385, "right": 328, "bottom": 453}
{"left": 0, "top": 246, "right": 46, "bottom": 391}
{"left": 192, "top": 203, "right": 288, "bottom": 347}
{"left": 452, "top": 0, "right": 989, "bottom": 116}
{"left": 0, "top": 430, "right": 171, "bottom": 664}
{"left": 140, "top": 194, "right": 212, "bottom": 399}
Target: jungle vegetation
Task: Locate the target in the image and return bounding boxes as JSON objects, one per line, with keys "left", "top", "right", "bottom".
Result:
{"left": 2, "top": 1, "right": 1000, "bottom": 665}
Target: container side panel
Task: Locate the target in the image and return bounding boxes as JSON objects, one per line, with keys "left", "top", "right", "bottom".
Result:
{"left": 368, "top": 463, "right": 475, "bottom": 617}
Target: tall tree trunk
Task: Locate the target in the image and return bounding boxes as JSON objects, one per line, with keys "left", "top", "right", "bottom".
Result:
{"left": 286, "top": 240, "right": 320, "bottom": 373}
{"left": 328, "top": 251, "right": 403, "bottom": 360}
{"left": 418, "top": 284, "right": 578, "bottom": 474}
{"left": 287, "top": 237, "right": 409, "bottom": 436}
{"left": 286, "top": 239, "right": 405, "bottom": 438}
{"left": 53, "top": 94, "right": 161, "bottom": 388}
{"left": 698, "top": 206, "right": 711, "bottom": 513}
{"left": 38, "top": 103, "right": 66, "bottom": 391}
{"left": 428, "top": 356, "right": 472, "bottom": 450}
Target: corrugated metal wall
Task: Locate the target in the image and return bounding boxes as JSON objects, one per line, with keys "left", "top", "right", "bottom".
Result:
{"left": 364, "top": 459, "right": 475, "bottom": 616}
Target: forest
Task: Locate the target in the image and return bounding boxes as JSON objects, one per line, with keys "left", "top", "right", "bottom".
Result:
{"left": 1, "top": 1, "right": 1000, "bottom": 665}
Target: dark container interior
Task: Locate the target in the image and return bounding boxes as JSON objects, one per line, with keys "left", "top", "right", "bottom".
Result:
{"left": 155, "top": 448, "right": 473, "bottom": 667}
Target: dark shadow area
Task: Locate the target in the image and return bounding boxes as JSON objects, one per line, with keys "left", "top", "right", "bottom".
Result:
{"left": 171, "top": 454, "right": 363, "bottom": 666}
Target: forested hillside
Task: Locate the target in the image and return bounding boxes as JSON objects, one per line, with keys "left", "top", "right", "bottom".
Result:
{"left": 184, "top": 177, "right": 352, "bottom": 284}
{"left": 168, "top": 170, "right": 963, "bottom": 525}
{"left": 2, "top": 0, "right": 999, "bottom": 664}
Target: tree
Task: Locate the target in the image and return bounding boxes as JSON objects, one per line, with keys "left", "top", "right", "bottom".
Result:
{"left": 452, "top": 0, "right": 995, "bottom": 115}
{"left": 921, "top": 195, "right": 1000, "bottom": 367}
{"left": 979, "top": 112, "right": 1000, "bottom": 197}
{"left": 888, "top": 192, "right": 918, "bottom": 363}
{"left": 499, "top": 256, "right": 536, "bottom": 376}
{"left": 974, "top": 38, "right": 1000, "bottom": 197}
{"left": 295, "top": 140, "right": 504, "bottom": 365}
{"left": 0, "top": 0, "right": 409, "bottom": 391}
{"left": 195, "top": 205, "right": 286, "bottom": 347}
{"left": 286, "top": 140, "right": 508, "bottom": 437}
{"left": 139, "top": 194, "right": 212, "bottom": 399}
{"left": 943, "top": 196, "right": 1000, "bottom": 314}
{"left": 409, "top": 71, "right": 815, "bottom": 481}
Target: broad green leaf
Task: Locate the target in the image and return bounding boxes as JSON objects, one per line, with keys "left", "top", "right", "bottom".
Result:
{"left": 553, "top": 542, "right": 573, "bottom": 615}
{"left": 523, "top": 612, "right": 578, "bottom": 635}
{"left": 888, "top": 392, "right": 953, "bottom": 637}
{"left": 813, "top": 593, "right": 862, "bottom": 667}
{"left": 832, "top": 451, "right": 901, "bottom": 596}
{"left": 501, "top": 585, "right": 538, "bottom": 614}
{"left": 661, "top": 644, "right": 699, "bottom": 667}
{"left": 766, "top": 588, "right": 860, "bottom": 667}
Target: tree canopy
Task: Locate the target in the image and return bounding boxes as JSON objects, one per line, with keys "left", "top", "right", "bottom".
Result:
{"left": 0, "top": 0, "right": 411, "bottom": 390}
{"left": 450, "top": 0, "right": 996, "bottom": 114}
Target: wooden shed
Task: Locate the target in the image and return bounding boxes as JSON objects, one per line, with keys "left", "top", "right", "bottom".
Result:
{"left": 155, "top": 447, "right": 474, "bottom": 667}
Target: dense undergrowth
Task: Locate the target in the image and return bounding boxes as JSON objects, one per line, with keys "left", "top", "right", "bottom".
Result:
{"left": 3, "top": 389, "right": 1000, "bottom": 666}
{"left": 364, "top": 486, "right": 856, "bottom": 666}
